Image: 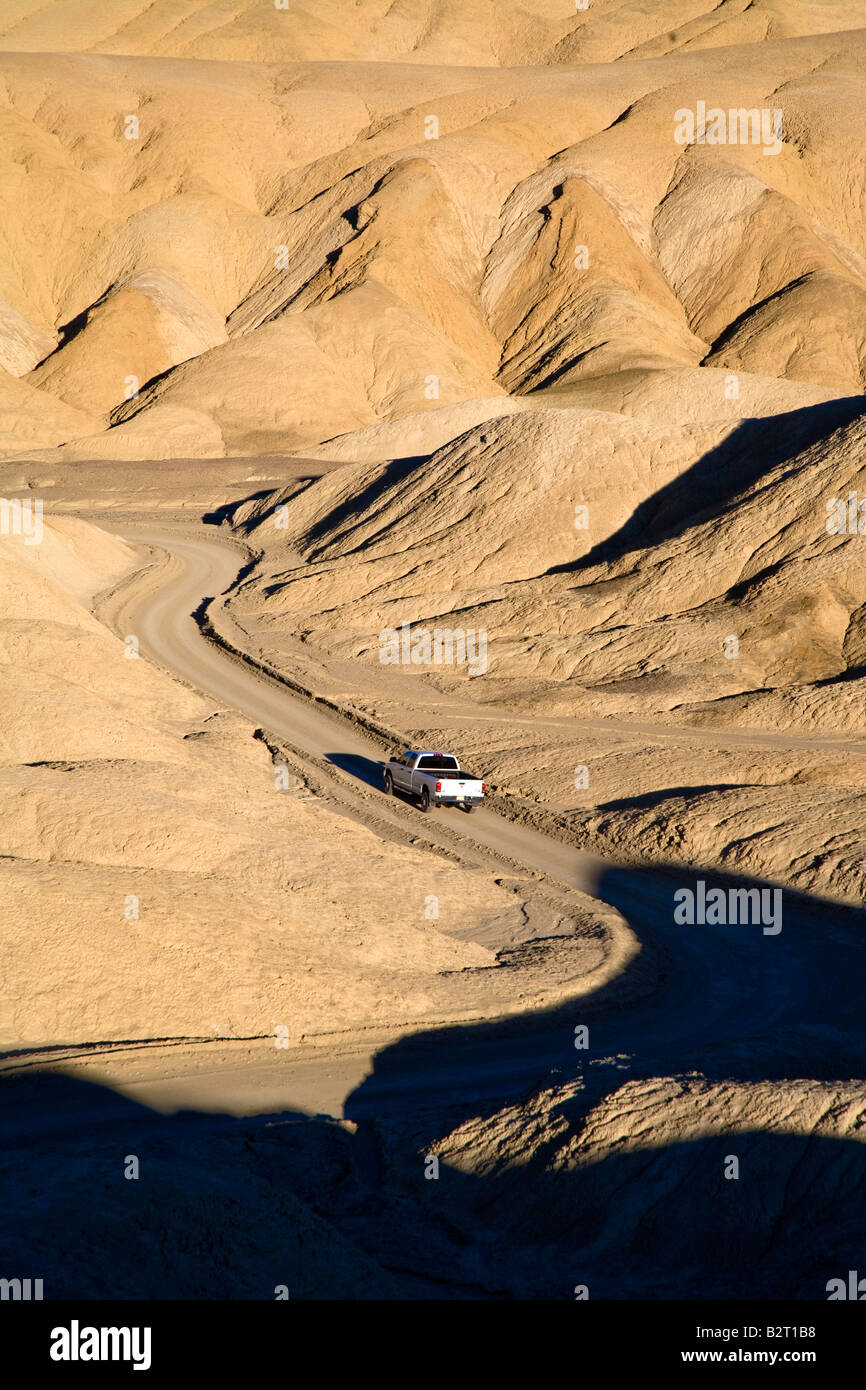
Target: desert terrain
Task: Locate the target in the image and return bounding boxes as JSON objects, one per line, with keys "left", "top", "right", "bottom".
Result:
{"left": 1, "top": 0, "right": 865, "bottom": 1301}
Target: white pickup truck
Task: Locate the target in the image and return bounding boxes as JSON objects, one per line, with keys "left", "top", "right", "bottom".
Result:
{"left": 383, "top": 750, "right": 486, "bottom": 813}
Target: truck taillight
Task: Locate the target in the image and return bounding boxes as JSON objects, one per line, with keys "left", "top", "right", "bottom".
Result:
{"left": 435, "top": 780, "right": 442, "bottom": 793}
{"left": 482, "top": 783, "right": 486, "bottom": 792}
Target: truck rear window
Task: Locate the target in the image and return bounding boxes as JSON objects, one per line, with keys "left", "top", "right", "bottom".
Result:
{"left": 417, "top": 755, "right": 459, "bottom": 770}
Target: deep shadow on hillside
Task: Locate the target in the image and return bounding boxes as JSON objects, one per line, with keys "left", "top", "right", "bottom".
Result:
{"left": 549, "top": 397, "right": 866, "bottom": 573}
{"left": 2, "top": 862, "right": 864, "bottom": 1299}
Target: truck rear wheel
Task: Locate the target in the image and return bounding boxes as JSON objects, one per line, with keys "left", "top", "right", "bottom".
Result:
{"left": 384, "top": 771, "right": 394, "bottom": 796}
{"left": 419, "top": 786, "right": 432, "bottom": 812}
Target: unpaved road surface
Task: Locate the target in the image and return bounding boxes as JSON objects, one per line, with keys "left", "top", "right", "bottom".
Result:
{"left": 33, "top": 519, "right": 856, "bottom": 1131}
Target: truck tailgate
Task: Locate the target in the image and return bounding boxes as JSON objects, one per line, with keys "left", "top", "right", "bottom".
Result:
{"left": 438, "top": 779, "right": 481, "bottom": 797}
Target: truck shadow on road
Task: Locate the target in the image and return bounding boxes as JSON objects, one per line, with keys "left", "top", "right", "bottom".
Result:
{"left": 325, "top": 751, "right": 484, "bottom": 808}
{"left": 324, "top": 751, "right": 384, "bottom": 790}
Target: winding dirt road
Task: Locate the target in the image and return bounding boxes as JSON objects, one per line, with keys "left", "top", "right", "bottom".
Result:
{"left": 76, "top": 521, "right": 865, "bottom": 1128}
{"left": 112, "top": 525, "right": 610, "bottom": 891}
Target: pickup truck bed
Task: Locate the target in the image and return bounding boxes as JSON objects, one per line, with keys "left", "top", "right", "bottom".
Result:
{"left": 383, "top": 750, "right": 486, "bottom": 813}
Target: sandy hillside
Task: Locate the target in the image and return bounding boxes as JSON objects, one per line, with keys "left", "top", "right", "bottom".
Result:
{"left": 0, "top": 514, "right": 618, "bottom": 1048}
{"left": 0, "top": 10, "right": 862, "bottom": 459}
{"left": 1, "top": 0, "right": 865, "bottom": 1305}
{"left": 210, "top": 391, "right": 866, "bottom": 905}
{"left": 0, "top": 1, "right": 856, "bottom": 65}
